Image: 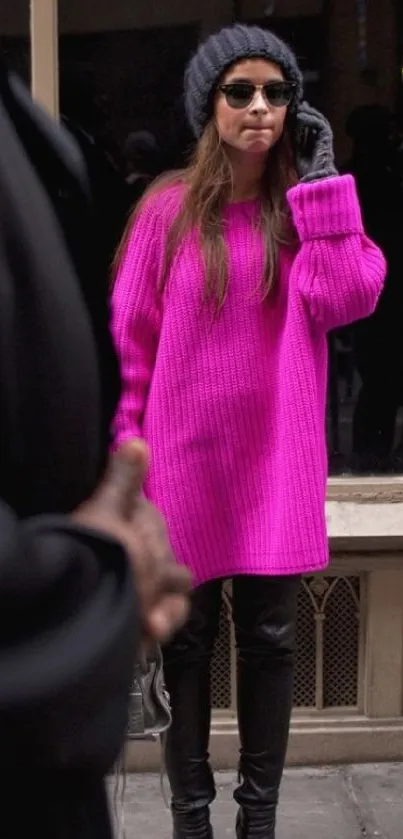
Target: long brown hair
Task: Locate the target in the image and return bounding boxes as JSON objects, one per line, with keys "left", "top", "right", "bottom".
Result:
{"left": 113, "top": 120, "right": 298, "bottom": 310}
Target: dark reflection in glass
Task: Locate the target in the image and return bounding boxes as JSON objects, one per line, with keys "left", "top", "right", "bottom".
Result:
{"left": 58, "top": 15, "right": 199, "bottom": 270}
{"left": 329, "top": 106, "right": 403, "bottom": 476}
{"left": 56, "top": 1, "right": 403, "bottom": 476}
{"left": 0, "top": 0, "right": 30, "bottom": 85}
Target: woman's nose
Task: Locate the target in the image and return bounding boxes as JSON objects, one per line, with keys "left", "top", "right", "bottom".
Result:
{"left": 250, "top": 90, "right": 269, "bottom": 114}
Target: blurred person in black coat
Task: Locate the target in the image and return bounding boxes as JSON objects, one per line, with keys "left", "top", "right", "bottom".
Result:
{"left": 0, "top": 61, "right": 189, "bottom": 839}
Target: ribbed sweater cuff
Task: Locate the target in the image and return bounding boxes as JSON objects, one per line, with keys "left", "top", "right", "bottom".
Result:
{"left": 287, "top": 174, "right": 364, "bottom": 241}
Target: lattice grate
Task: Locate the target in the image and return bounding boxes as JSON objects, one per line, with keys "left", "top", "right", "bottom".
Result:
{"left": 211, "top": 595, "right": 232, "bottom": 709}
{"left": 323, "top": 576, "right": 360, "bottom": 707}
{"left": 293, "top": 582, "right": 317, "bottom": 708}
{"left": 210, "top": 575, "right": 362, "bottom": 712}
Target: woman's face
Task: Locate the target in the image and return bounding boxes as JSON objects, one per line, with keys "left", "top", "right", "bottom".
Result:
{"left": 214, "top": 58, "right": 289, "bottom": 157}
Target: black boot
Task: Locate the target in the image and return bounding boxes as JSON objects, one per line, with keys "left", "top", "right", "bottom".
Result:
{"left": 234, "top": 753, "right": 278, "bottom": 839}
{"left": 165, "top": 657, "right": 215, "bottom": 839}
{"left": 163, "top": 581, "right": 222, "bottom": 839}
{"left": 232, "top": 575, "right": 300, "bottom": 839}
{"left": 172, "top": 804, "right": 213, "bottom": 839}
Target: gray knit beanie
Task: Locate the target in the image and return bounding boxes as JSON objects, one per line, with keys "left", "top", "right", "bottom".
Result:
{"left": 184, "top": 24, "right": 304, "bottom": 138}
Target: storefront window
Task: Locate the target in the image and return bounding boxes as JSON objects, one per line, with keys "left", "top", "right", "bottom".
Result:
{"left": 57, "top": 0, "right": 403, "bottom": 478}
{"left": 0, "top": 0, "right": 30, "bottom": 84}
{"left": 324, "top": 0, "right": 403, "bottom": 476}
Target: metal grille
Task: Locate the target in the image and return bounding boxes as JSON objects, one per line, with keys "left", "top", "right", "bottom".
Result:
{"left": 323, "top": 576, "right": 360, "bottom": 707}
{"left": 211, "top": 575, "right": 362, "bottom": 712}
{"left": 211, "top": 594, "right": 232, "bottom": 709}
{"left": 293, "top": 581, "right": 317, "bottom": 708}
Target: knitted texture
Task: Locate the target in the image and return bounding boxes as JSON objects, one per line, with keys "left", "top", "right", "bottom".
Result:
{"left": 296, "top": 102, "right": 338, "bottom": 182}
{"left": 112, "top": 175, "right": 386, "bottom": 585}
{"left": 184, "top": 24, "right": 304, "bottom": 137}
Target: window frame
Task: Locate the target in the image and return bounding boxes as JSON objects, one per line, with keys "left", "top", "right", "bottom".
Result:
{"left": 30, "top": 0, "right": 59, "bottom": 118}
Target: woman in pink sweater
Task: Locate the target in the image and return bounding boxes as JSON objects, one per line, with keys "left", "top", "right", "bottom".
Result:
{"left": 112, "top": 25, "right": 385, "bottom": 839}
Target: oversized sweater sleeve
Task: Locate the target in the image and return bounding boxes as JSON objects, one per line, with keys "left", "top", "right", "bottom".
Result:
{"left": 111, "top": 198, "right": 165, "bottom": 445}
{"left": 287, "top": 174, "right": 386, "bottom": 332}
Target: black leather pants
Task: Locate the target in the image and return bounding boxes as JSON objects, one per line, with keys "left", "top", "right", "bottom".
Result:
{"left": 163, "top": 575, "right": 300, "bottom": 839}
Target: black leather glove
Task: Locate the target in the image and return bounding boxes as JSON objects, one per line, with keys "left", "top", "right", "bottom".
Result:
{"left": 296, "top": 101, "right": 338, "bottom": 183}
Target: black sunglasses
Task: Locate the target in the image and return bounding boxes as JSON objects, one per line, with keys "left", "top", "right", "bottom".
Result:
{"left": 218, "top": 81, "right": 296, "bottom": 110}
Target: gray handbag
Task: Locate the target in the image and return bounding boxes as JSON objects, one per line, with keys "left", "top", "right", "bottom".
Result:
{"left": 113, "top": 645, "right": 171, "bottom": 838}
{"left": 126, "top": 645, "right": 172, "bottom": 740}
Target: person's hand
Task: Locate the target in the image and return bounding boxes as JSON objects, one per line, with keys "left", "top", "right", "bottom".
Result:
{"left": 72, "top": 439, "right": 191, "bottom": 643}
{"left": 296, "top": 101, "right": 338, "bottom": 183}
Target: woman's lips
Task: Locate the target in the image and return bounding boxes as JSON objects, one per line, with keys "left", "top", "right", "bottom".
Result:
{"left": 243, "top": 125, "right": 273, "bottom": 132}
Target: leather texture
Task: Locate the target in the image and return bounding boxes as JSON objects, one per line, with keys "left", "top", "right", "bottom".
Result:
{"left": 163, "top": 575, "right": 300, "bottom": 839}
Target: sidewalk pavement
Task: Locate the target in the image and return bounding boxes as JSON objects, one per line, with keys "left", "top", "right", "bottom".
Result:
{"left": 112, "top": 764, "right": 403, "bottom": 838}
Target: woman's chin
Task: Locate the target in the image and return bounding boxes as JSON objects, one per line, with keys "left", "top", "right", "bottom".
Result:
{"left": 244, "top": 139, "right": 272, "bottom": 155}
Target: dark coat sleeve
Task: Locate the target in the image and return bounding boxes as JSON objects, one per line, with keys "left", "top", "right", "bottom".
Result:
{"left": 0, "top": 503, "right": 139, "bottom": 773}
{"left": 0, "top": 66, "right": 140, "bottom": 778}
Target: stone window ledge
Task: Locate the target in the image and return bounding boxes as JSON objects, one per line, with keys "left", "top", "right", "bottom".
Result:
{"left": 327, "top": 497, "right": 403, "bottom": 552}
{"left": 328, "top": 476, "right": 403, "bottom": 504}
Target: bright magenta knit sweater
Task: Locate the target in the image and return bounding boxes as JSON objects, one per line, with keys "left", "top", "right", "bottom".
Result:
{"left": 112, "top": 175, "right": 386, "bottom": 584}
